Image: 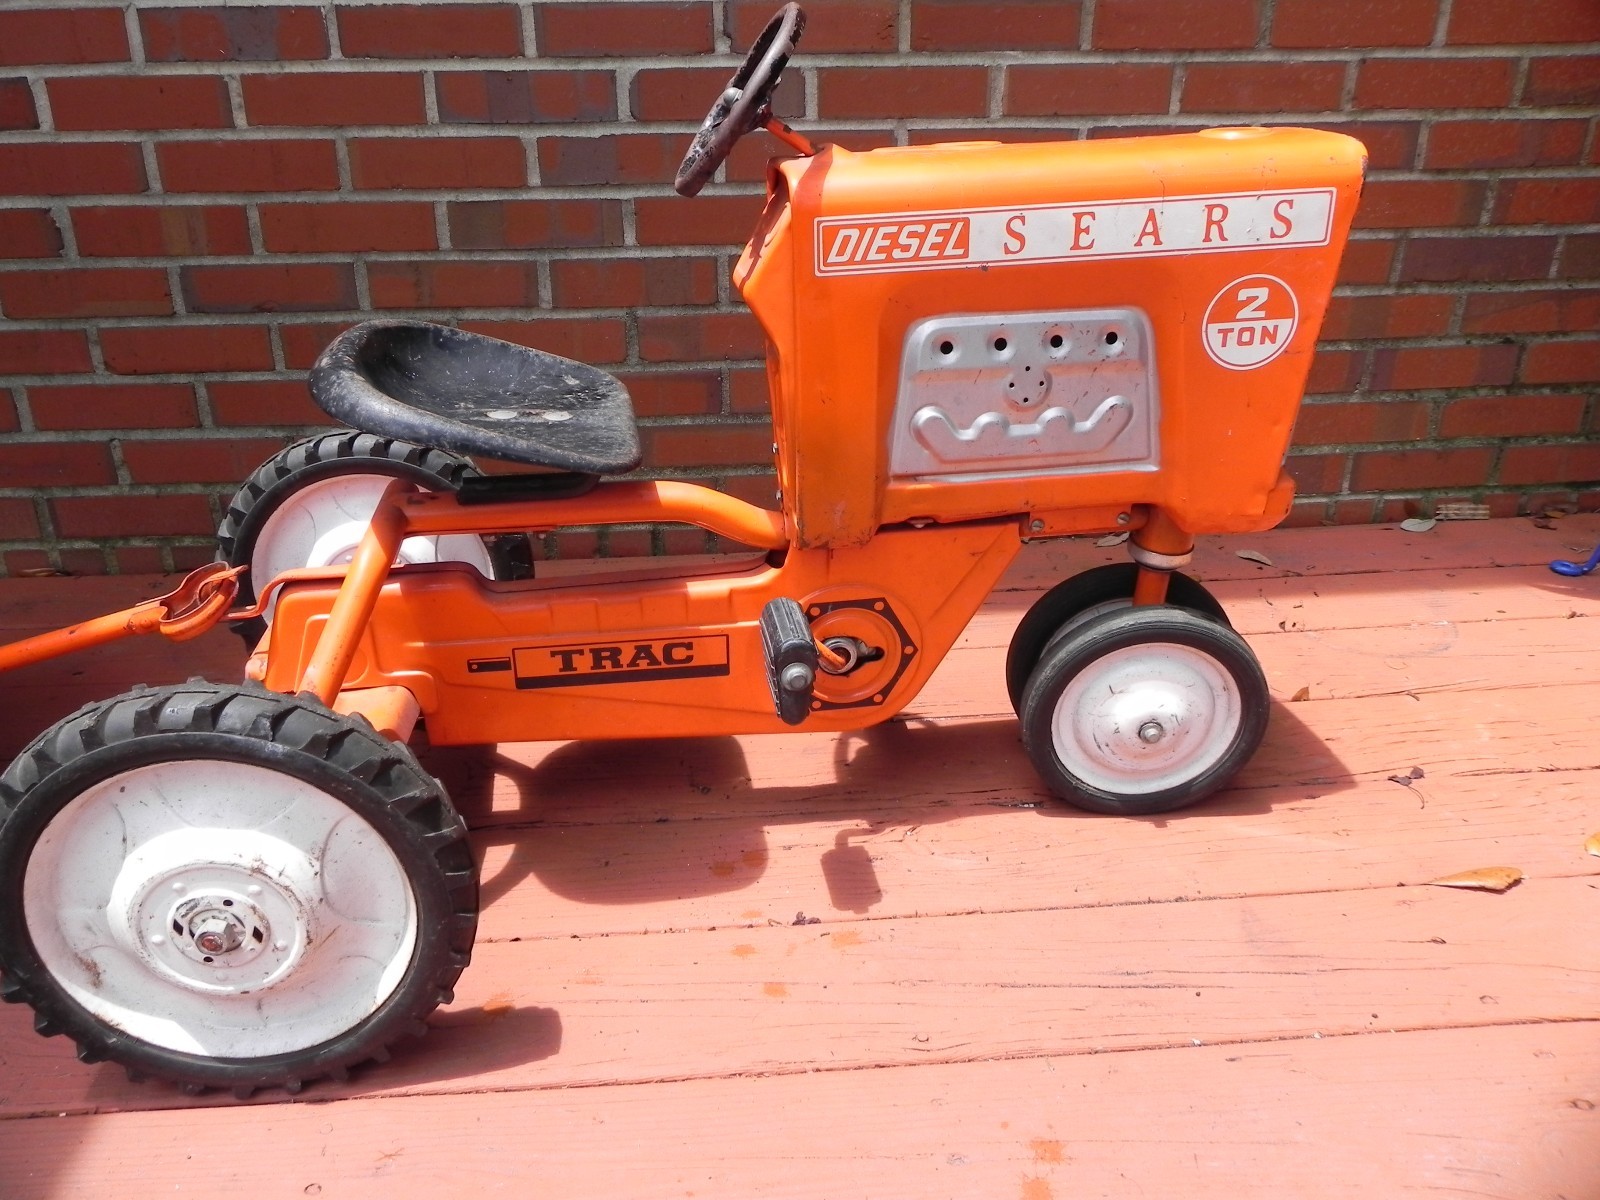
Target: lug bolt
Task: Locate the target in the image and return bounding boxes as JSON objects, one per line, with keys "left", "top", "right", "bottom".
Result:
{"left": 188, "top": 912, "right": 245, "bottom": 956}
{"left": 1137, "top": 721, "right": 1165, "bottom": 745}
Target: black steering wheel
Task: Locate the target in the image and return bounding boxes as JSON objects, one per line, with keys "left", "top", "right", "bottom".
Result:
{"left": 673, "top": 3, "right": 807, "bottom": 197}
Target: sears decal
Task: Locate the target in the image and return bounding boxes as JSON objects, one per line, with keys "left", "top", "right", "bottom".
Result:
{"left": 489, "top": 635, "right": 731, "bottom": 689}
{"left": 814, "top": 188, "right": 1334, "bottom": 276}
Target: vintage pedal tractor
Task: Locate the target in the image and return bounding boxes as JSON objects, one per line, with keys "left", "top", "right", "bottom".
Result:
{"left": 0, "top": 5, "right": 1365, "bottom": 1095}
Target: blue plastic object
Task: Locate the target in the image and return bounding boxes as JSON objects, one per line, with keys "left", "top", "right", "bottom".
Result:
{"left": 1550, "top": 543, "right": 1600, "bottom": 577}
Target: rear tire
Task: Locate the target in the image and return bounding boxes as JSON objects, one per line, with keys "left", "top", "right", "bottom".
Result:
{"left": 217, "top": 430, "right": 529, "bottom": 646}
{"left": 1004, "top": 563, "right": 1230, "bottom": 715}
{"left": 0, "top": 680, "right": 478, "bottom": 1096}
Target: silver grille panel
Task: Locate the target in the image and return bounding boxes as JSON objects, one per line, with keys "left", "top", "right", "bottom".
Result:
{"left": 889, "top": 308, "right": 1159, "bottom": 481}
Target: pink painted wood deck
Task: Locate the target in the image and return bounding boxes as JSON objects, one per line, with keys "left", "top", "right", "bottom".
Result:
{"left": 0, "top": 516, "right": 1596, "bottom": 1198}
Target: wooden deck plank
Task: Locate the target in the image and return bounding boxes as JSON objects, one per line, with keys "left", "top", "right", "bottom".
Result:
{"left": 924, "top": 613, "right": 1600, "bottom": 716}
{"left": 5, "top": 872, "right": 1594, "bottom": 1115}
{"left": 2, "top": 1022, "right": 1594, "bottom": 1200}
{"left": 416, "top": 679, "right": 1599, "bottom": 835}
{"left": 459, "top": 769, "right": 1600, "bottom": 939}
{"left": 973, "top": 561, "right": 1600, "bottom": 641}
{"left": 0, "top": 517, "right": 1594, "bottom": 1195}
{"left": 995, "top": 512, "right": 1600, "bottom": 591}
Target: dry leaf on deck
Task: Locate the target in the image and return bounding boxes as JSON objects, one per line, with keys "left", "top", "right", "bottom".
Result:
{"left": 1586, "top": 831, "right": 1600, "bottom": 858}
{"left": 1236, "top": 549, "right": 1273, "bottom": 566}
{"left": 1425, "top": 867, "right": 1523, "bottom": 893}
{"left": 1095, "top": 532, "right": 1130, "bottom": 547}
{"left": 1290, "top": 686, "right": 1311, "bottom": 702}
{"left": 1400, "top": 517, "right": 1437, "bottom": 533}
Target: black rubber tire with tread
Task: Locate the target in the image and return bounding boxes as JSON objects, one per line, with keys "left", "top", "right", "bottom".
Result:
{"left": 1004, "top": 563, "right": 1231, "bottom": 716}
{"left": 0, "top": 680, "right": 479, "bottom": 1097}
{"left": 217, "top": 429, "right": 526, "bottom": 646}
{"left": 1019, "top": 606, "right": 1269, "bottom": 817}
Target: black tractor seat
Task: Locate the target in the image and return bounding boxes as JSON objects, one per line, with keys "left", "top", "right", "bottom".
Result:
{"left": 309, "top": 320, "right": 642, "bottom": 477}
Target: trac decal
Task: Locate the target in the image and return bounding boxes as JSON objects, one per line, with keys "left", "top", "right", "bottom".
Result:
{"left": 1202, "top": 274, "right": 1299, "bottom": 370}
{"left": 474, "top": 635, "right": 731, "bottom": 689}
{"left": 814, "top": 188, "right": 1334, "bottom": 276}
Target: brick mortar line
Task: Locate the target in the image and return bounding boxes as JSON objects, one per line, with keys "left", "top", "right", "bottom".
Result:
{"left": 519, "top": 1, "right": 539, "bottom": 59}
{"left": 0, "top": 417, "right": 779, "bottom": 452}
{"left": 4, "top": 394, "right": 1588, "bottom": 441}
{"left": 1258, "top": 0, "right": 1278, "bottom": 51}
{"left": 1433, "top": 0, "right": 1456, "bottom": 49}
{"left": 322, "top": 3, "right": 344, "bottom": 60}
{"left": 6, "top": 271, "right": 1599, "bottom": 303}
{"left": 121, "top": 3, "right": 146, "bottom": 68}
{"left": 6, "top": 98, "right": 1593, "bottom": 128}
{"left": 1289, "top": 432, "right": 1597, "bottom": 453}
{"left": 4, "top": 317, "right": 1598, "bottom": 345}
{"left": 1299, "top": 383, "right": 1590, "bottom": 401}
{"left": 5, "top": 235, "right": 1595, "bottom": 266}
{"left": 12, "top": 112, "right": 1600, "bottom": 144}
{"left": 3, "top": 177, "right": 1598, "bottom": 213}
{"left": 0, "top": 357, "right": 775, "bottom": 387}
{"left": 5, "top": 162, "right": 1600, "bottom": 214}
{"left": 10, "top": 45, "right": 1600, "bottom": 76}
{"left": 0, "top": 382, "right": 1589, "bottom": 439}
{"left": 0, "top": 459, "right": 784, "bottom": 500}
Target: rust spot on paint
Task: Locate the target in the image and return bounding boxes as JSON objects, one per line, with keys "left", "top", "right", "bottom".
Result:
{"left": 830, "top": 929, "right": 863, "bottom": 948}
{"left": 763, "top": 982, "right": 788, "bottom": 997}
{"left": 742, "top": 848, "right": 766, "bottom": 868}
{"left": 710, "top": 860, "right": 736, "bottom": 877}
{"left": 732, "top": 943, "right": 757, "bottom": 958}
{"left": 1030, "top": 1139, "right": 1064, "bottom": 1164}
{"left": 481, "top": 992, "right": 514, "bottom": 1019}
{"left": 740, "top": 910, "right": 764, "bottom": 919}
{"left": 1020, "top": 1178, "right": 1054, "bottom": 1200}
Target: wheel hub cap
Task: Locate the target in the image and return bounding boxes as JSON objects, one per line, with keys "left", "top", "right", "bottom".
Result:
{"left": 111, "top": 831, "right": 314, "bottom": 994}
{"left": 1051, "top": 641, "right": 1242, "bottom": 796}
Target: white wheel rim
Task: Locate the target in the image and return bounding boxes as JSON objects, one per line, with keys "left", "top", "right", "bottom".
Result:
{"left": 252, "top": 474, "right": 494, "bottom": 618}
{"left": 23, "top": 760, "right": 418, "bottom": 1058}
{"left": 1050, "top": 641, "right": 1242, "bottom": 796}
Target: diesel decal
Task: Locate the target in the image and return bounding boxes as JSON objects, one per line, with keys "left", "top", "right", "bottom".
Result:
{"left": 814, "top": 188, "right": 1334, "bottom": 276}
{"left": 820, "top": 217, "right": 971, "bottom": 269}
{"left": 511, "top": 634, "right": 730, "bottom": 689}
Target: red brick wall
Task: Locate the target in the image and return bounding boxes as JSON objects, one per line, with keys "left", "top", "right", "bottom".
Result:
{"left": 0, "top": 0, "right": 1596, "bottom": 573}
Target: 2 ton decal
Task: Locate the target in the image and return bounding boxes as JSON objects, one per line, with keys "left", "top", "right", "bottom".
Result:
{"left": 814, "top": 188, "right": 1334, "bottom": 276}
{"left": 1202, "top": 274, "right": 1299, "bottom": 370}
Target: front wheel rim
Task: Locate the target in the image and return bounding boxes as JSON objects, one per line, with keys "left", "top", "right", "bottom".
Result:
{"left": 23, "top": 759, "right": 418, "bottom": 1059}
{"left": 1050, "top": 641, "right": 1243, "bottom": 796}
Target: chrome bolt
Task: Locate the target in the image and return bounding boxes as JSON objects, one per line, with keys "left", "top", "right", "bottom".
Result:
{"left": 189, "top": 911, "right": 245, "bottom": 956}
{"left": 780, "top": 662, "right": 815, "bottom": 693}
{"left": 1030, "top": 519, "right": 1045, "bottom": 533}
{"left": 1137, "top": 721, "right": 1165, "bottom": 745}
{"left": 1116, "top": 512, "right": 1131, "bottom": 525}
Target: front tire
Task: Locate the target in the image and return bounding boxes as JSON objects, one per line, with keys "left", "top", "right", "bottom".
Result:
{"left": 1019, "top": 607, "right": 1269, "bottom": 816}
{"left": 0, "top": 681, "right": 478, "bottom": 1096}
{"left": 1005, "top": 563, "right": 1230, "bottom": 715}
